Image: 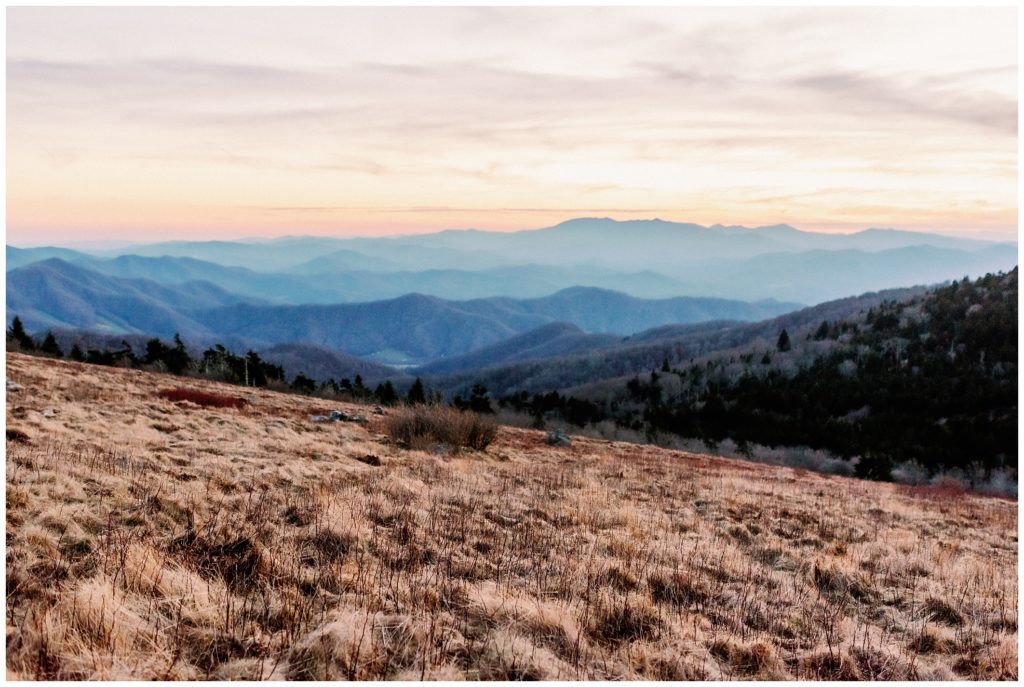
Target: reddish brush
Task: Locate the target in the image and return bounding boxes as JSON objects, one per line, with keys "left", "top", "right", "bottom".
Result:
{"left": 898, "top": 478, "right": 969, "bottom": 502}
{"left": 157, "top": 387, "right": 248, "bottom": 410}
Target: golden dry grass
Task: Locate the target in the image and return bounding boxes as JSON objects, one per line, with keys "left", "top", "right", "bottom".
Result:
{"left": 5, "top": 352, "right": 1018, "bottom": 680}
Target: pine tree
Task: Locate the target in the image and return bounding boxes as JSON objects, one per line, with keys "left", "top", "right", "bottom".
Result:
{"left": 468, "top": 383, "right": 493, "bottom": 413}
{"left": 69, "top": 343, "right": 86, "bottom": 362}
{"left": 776, "top": 329, "right": 791, "bottom": 352}
{"left": 8, "top": 316, "right": 34, "bottom": 350}
{"left": 163, "top": 334, "right": 193, "bottom": 375}
{"left": 40, "top": 332, "right": 63, "bottom": 358}
{"left": 375, "top": 380, "right": 399, "bottom": 406}
{"left": 407, "top": 377, "right": 426, "bottom": 405}
{"left": 290, "top": 372, "right": 316, "bottom": 394}
{"left": 145, "top": 338, "right": 170, "bottom": 366}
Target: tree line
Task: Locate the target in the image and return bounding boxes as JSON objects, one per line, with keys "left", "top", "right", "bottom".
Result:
{"left": 6, "top": 318, "right": 497, "bottom": 412}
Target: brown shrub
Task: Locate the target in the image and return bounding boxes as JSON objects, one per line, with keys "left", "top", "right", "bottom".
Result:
{"left": 812, "top": 562, "right": 874, "bottom": 602}
{"left": 6, "top": 428, "right": 31, "bottom": 444}
{"left": 800, "top": 651, "right": 863, "bottom": 680}
{"left": 384, "top": 404, "right": 497, "bottom": 452}
{"left": 898, "top": 476, "right": 970, "bottom": 501}
{"left": 922, "top": 596, "right": 964, "bottom": 627}
{"left": 157, "top": 387, "right": 247, "bottom": 410}
{"left": 589, "top": 598, "right": 662, "bottom": 643}
{"left": 709, "top": 639, "right": 779, "bottom": 677}
{"left": 300, "top": 529, "right": 355, "bottom": 565}
{"left": 648, "top": 571, "right": 709, "bottom": 608}
{"left": 171, "top": 532, "right": 268, "bottom": 590}
{"left": 908, "top": 627, "right": 955, "bottom": 654}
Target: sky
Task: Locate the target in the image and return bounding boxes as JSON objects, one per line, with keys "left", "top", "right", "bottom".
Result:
{"left": 6, "top": 6, "right": 1019, "bottom": 246}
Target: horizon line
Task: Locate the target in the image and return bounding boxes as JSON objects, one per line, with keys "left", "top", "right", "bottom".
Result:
{"left": 6, "top": 216, "right": 1016, "bottom": 250}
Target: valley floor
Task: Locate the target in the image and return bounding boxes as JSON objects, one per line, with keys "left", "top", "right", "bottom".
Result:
{"left": 4, "top": 353, "right": 1018, "bottom": 680}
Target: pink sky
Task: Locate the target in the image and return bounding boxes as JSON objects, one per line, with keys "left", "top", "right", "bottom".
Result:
{"left": 6, "top": 6, "right": 1018, "bottom": 246}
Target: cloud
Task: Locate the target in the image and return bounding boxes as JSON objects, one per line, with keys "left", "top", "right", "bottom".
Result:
{"left": 792, "top": 70, "right": 1017, "bottom": 133}
{"left": 5, "top": 6, "right": 1017, "bottom": 243}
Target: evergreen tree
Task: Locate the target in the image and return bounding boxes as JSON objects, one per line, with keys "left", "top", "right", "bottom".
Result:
{"left": 40, "top": 332, "right": 63, "bottom": 358}
{"left": 69, "top": 343, "right": 86, "bottom": 362}
{"left": 407, "top": 377, "right": 426, "bottom": 405}
{"left": 291, "top": 372, "right": 316, "bottom": 394}
{"left": 8, "top": 316, "right": 34, "bottom": 350}
{"left": 115, "top": 340, "right": 138, "bottom": 367}
{"left": 164, "top": 334, "right": 193, "bottom": 375}
{"left": 375, "top": 380, "right": 399, "bottom": 406}
{"left": 245, "top": 351, "right": 267, "bottom": 386}
{"left": 468, "top": 383, "right": 493, "bottom": 413}
{"left": 145, "top": 338, "right": 170, "bottom": 366}
{"left": 776, "top": 329, "right": 792, "bottom": 352}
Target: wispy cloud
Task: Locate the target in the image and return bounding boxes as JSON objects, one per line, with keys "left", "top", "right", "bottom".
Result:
{"left": 6, "top": 6, "right": 1017, "bottom": 243}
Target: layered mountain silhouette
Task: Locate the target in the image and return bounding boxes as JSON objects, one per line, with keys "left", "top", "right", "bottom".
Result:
{"left": 7, "top": 218, "right": 1016, "bottom": 376}
{"left": 7, "top": 258, "right": 799, "bottom": 365}
{"left": 9, "top": 218, "right": 1015, "bottom": 304}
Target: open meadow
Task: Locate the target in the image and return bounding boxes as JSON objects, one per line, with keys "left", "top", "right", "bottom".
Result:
{"left": 5, "top": 352, "right": 1017, "bottom": 680}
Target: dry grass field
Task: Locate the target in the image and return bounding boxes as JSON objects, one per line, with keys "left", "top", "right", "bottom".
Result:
{"left": 5, "top": 352, "right": 1018, "bottom": 680}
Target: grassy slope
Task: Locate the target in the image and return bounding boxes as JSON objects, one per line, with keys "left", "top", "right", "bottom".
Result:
{"left": 5, "top": 353, "right": 1017, "bottom": 680}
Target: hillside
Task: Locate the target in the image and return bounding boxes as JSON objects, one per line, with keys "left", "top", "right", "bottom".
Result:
{"left": 5, "top": 353, "right": 1017, "bottom": 680}
{"left": 259, "top": 342, "right": 397, "bottom": 386}
{"left": 5, "top": 259, "right": 260, "bottom": 339}
{"left": 504, "top": 270, "right": 1017, "bottom": 485}
{"left": 414, "top": 322, "right": 620, "bottom": 376}
{"left": 424, "top": 284, "right": 934, "bottom": 397}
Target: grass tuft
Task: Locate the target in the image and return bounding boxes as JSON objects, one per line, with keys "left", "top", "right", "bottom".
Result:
{"left": 384, "top": 404, "right": 497, "bottom": 452}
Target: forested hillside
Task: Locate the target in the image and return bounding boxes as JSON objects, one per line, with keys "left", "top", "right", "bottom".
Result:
{"left": 502, "top": 270, "right": 1017, "bottom": 482}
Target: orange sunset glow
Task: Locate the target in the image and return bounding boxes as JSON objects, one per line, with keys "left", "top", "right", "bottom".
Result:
{"left": 6, "top": 6, "right": 1018, "bottom": 245}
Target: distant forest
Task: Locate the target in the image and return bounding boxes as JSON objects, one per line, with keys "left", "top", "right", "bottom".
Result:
{"left": 500, "top": 270, "right": 1018, "bottom": 482}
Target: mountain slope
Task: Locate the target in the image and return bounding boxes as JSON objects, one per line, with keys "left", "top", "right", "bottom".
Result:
{"left": 422, "top": 283, "right": 938, "bottom": 397}
{"left": 8, "top": 260, "right": 800, "bottom": 367}
{"left": 5, "top": 259, "right": 259, "bottom": 338}
{"left": 414, "top": 322, "right": 620, "bottom": 375}
{"left": 6, "top": 351, "right": 1015, "bottom": 680}
{"left": 6, "top": 246, "right": 91, "bottom": 271}
{"left": 258, "top": 342, "right": 397, "bottom": 384}
{"left": 192, "top": 288, "right": 801, "bottom": 364}
{"left": 563, "top": 269, "right": 1019, "bottom": 479}
{"left": 668, "top": 245, "right": 1019, "bottom": 303}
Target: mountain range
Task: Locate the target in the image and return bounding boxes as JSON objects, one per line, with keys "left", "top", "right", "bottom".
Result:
{"left": 7, "top": 217, "right": 1016, "bottom": 381}
{"left": 6, "top": 258, "right": 799, "bottom": 366}
{"left": 10, "top": 218, "right": 1014, "bottom": 305}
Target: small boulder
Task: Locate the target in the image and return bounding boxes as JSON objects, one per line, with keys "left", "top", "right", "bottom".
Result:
{"left": 329, "top": 410, "right": 348, "bottom": 421}
{"left": 372, "top": 405, "right": 386, "bottom": 415}
{"left": 546, "top": 429, "right": 572, "bottom": 447}
{"left": 6, "top": 379, "right": 23, "bottom": 392}
{"left": 310, "top": 414, "right": 332, "bottom": 423}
